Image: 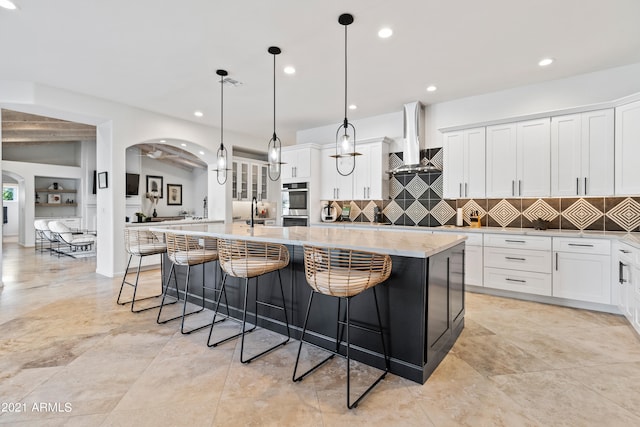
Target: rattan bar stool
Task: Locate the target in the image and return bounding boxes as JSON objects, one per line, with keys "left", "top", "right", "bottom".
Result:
{"left": 293, "top": 245, "right": 392, "bottom": 409}
{"left": 157, "top": 232, "right": 227, "bottom": 334}
{"left": 207, "top": 238, "right": 290, "bottom": 363}
{"left": 117, "top": 228, "right": 168, "bottom": 312}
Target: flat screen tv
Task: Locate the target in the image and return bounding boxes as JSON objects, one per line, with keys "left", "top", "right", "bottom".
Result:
{"left": 125, "top": 173, "right": 140, "bottom": 196}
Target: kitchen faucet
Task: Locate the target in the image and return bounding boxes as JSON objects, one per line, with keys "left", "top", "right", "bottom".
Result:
{"left": 251, "top": 197, "right": 257, "bottom": 228}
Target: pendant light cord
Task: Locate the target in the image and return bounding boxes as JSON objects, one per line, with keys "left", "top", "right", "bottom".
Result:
{"left": 273, "top": 53, "right": 277, "bottom": 139}
{"left": 220, "top": 73, "right": 224, "bottom": 149}
{"left": 343, "top": 23, "right": 348, "bottom": 126}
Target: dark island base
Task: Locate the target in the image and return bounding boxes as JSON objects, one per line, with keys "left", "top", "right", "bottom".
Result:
{"left": 164, "top": 242, "right": 465, "bottom": 384}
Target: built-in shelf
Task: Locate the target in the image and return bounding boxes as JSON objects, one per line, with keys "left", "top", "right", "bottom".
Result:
{"left": 36, "top": 203, "right": 78, "bottom": 207}
{"left": 35, "top": 189, "right": 78, "bottom": 193}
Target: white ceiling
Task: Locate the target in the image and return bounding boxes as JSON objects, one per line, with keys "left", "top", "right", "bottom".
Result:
{"left": 2, "top": 0, "right": 640, "bottom": 146}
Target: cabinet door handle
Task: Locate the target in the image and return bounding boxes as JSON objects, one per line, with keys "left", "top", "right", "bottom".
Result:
{"left": 505, "top": 278, "right": 526, "bottom": 283}
{"left": 518, "top": 180, "right": 522, "bottom": 196}
{"left": 465, "top": 183, "right": 468, "bottom": 197}
{"left": 576, "top": 177, "right": 580, "bottom": 195}
{"left": 505, "top": 257, "right": 526, "bottom": 261}
{"left": 505, "top": 239, "right": 526, "bottom": 243}
{"left": 568, "top": 243, "right": 594, "bottom": 247}
{"left": 459, "top": 183, "right": 462, "bottom": 198}
{"left": 620, "top": 249, "right": 631, "bottom": 254}
{"left": 512, "top": 180, "right": 515, "bottom": 197}
{"left": 619, "top": 261, "right": 627, "bottom": 283}
{"left": 555, "top": 252, "right": 558, "bottom": 271}
{"left": 584, "top": 177, "right": 587, "bottom": 195}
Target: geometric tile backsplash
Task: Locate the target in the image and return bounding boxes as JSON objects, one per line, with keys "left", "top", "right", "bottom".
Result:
{"left": 329, "top": 148, "right": 640, "bottom": 232}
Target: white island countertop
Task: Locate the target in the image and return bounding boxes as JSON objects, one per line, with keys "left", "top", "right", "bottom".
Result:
{"left": 149, "top": 223, "right": 467, "bottom": 259}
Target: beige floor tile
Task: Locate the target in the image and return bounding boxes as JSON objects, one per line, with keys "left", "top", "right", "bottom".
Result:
{"left": 3, "top": 242, "right": 640, "bottom": 426}
{"left": 490, "top": 370, "right": 640, "bottom": 426}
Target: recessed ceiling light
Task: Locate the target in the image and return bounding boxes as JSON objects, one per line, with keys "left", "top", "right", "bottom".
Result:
{"left": 378, "top": 27, "right": 393, "bottom": 39}
{"left": 284, "top": 66, "right": 296, "bottom": 75}
{"left": 199, "top": 151, "right": 205, "bottom": 155}
{"left": 348, "top": 104, "right": 357, "bottom": 110}
{"left": 538, "top": 58, "right": 554, "bottom": 67}
{"left": 194, "top": 111, "right": 203, "bottom": 117}
{"left": 180, "top": 143, "right": 187, "bottom": 147}
{"left": 159, "top": 139, "right": 166, "bottom": 143}
{"left": 0, "top": 0, "right": 17, "bottom": 10}
{"left": 426, "top": 85, "right": 437, "bottom": 92}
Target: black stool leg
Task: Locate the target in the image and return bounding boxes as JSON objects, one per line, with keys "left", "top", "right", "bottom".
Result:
{"left": 240, "top": 270, "right": 290, "bottom": 363}
{"left": 207, "top": 273, "right": 244, "bottom": 347}
{"left": 293, "top": 291, "right": 334, "bottom": 381}
{"left": 345, "top": 291, "right": 388, "bottom": 409}
{"left": 117, "top": 254, "right": 165, "bottom": 313}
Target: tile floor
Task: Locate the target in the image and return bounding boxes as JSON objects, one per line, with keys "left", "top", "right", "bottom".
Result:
{"left": 2, "top": 241, "right": 640, "bottom": 426}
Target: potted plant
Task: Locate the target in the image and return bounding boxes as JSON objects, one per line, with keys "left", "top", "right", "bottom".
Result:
{"left": 135, "top": 212, "right": 146, "bottom": 223}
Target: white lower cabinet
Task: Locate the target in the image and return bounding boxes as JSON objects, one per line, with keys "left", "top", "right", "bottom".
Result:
{"left": 617, "top": 242, "right": 640, "bottom": 335}
{"left": 483, "top": 233, "right": 552, "bottom": 296}
{"left": 552, "top": 238, "right": 611, "bottom": 304}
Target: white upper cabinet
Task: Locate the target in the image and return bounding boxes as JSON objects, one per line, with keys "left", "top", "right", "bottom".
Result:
{"left": 281, "top": 146, "right": 312, "bottom": 183}
{"left": 551, "top": 109, "right": 614, "bottom": 197}
{"left": 443, "top": 127, "right": 485, "bottom": 199}
{"left": 353, "top": 140, "right": 389, "bottom": 200}
{"left": 486, "top": 123, "right": 518, "bottom": 198}
{"left": 320, "top": 138, "right": 390, "bottom": 200}
{"left": 320, "top": 146, "right": 353, "bottom": 200}
{"left": 486, "top": 119, "right": 550, "bottom": 198}
{"left": 517, "top": 118, "right": 550, "bottom": 197}
{"left": 615, "top": 100, "right": 640, "bottom": 195}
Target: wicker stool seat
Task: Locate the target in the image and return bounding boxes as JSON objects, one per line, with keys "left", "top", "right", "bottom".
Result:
{"left": 157, "top": 233, "right": 227, "bottom": 334}
{"left": 293, "top": 245, "right": 392, "bottom": 409}
{"left": 207, "top": 238, "right": 290, "bottom": 363}
{"left": 117, "top": 229, "right": 168, "bottom": 312}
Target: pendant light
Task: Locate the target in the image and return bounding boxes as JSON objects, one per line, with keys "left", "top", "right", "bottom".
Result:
{"left": 333, "top": 13, "right": 360, "bottom": 176}
{"left": 213, "top": 69, "right": 230, "bottom": 185}
{"left": 267, "top": 46, "right": 283, "bottom": 181}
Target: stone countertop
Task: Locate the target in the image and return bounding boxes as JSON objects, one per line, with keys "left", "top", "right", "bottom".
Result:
{"left": 148, "top": 223, "right": 466, "bottom": 259}
{"left": 313, "top": 221, "right": 634, "bottom": 241}
{"left": 126, "top": 218, "right": 224, "bottom": 227}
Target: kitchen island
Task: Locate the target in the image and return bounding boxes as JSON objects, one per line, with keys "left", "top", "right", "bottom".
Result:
{"left": 149, "top": 223, "right": 466, "bottom": 384}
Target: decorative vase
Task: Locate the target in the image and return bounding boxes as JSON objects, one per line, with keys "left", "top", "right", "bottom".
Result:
{"left": 152, "top": 209, "right": 158, "bottom": 218}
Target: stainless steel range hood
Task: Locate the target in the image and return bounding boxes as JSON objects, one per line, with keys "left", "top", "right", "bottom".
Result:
{"left": 387, "top": 101, "right": 440, "bottom": 175}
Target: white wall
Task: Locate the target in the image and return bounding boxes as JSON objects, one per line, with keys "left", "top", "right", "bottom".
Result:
{"left": 0, "top": 81, "right": 265, "bottom": 278}
{"left": 1, "top": 160, "right": 83, "bottom": 246}
{"left": 426, "top": 62, "right": 640, "bottom": 147}
{"left": 295, "top": 62, "right": 640, "bottom": 150}
{"left": 296, "top": 111, "right": 404, "bottom": 152}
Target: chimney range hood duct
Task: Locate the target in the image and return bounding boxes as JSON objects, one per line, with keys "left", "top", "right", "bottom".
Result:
{"left": 387, "top": 101, "right": 440, "bottom": 175}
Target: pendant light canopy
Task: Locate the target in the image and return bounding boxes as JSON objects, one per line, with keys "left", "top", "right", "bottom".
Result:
{"left": 213, "top": 69, "right": 231, "bottom": 185}
{"left": 267, "top": 46, "right": 283, "bottom": 181}
{"left": 333, "top": 13, "right": 360, "bottom": 177}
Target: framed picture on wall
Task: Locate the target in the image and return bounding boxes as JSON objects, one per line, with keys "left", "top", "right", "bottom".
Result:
{"left": 146, "top": 175, "right": 163, "bottom": 198}
{"left": 167, "top": 184, "right": 182, "bottom": 205}
{"left": 98, "top": 171, "right": 108, "bottom": 189}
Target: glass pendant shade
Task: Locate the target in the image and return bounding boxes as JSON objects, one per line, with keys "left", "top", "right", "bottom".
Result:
{"left": 334, "top": 13, "right": 360, "bottom": 177}
{"left": 213, "top": 69, "right": 230, "bottom": 185}
{"left": 267, "top": 46, "right": 283, "bottom": 181}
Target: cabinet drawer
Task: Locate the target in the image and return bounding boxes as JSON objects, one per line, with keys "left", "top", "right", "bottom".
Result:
{"left": 484, "top": 233, "right": 551, "bottom": 251}
{"left": 618, "top": 242, "right": 640, "bottom": 265}
{"left": 553, "top": 237, "right": 610, "bottom": 255}
{"left": 484, "top": 267, "right": 552, "bottom": 296}
{"left": 463, "top": 233, "right": 483, "bottom": 246}
{"left": 484, "top": 247, "right": 551, "bottom": 273}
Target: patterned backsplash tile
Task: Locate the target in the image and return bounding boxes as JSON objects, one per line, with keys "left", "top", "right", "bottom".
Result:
{"left": 328, "top": 148, "right": 640, "bottom": 232}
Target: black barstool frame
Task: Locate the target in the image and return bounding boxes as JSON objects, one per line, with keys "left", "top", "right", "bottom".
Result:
{"left": 207, "top": 268, "right": 290, "bottom": 364}
{"left": 156, "top": 260, "right": 229, "bottom": 334}
{"left": 292, "top": 287, "right": 389, "bottom": 409}
{"left": 118, "top": 251, "right": 168, "bottom": 313}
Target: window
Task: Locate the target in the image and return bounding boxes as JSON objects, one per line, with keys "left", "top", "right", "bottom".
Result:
{"left": 3, "top": 186, "right": 16, "bottom": 201}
